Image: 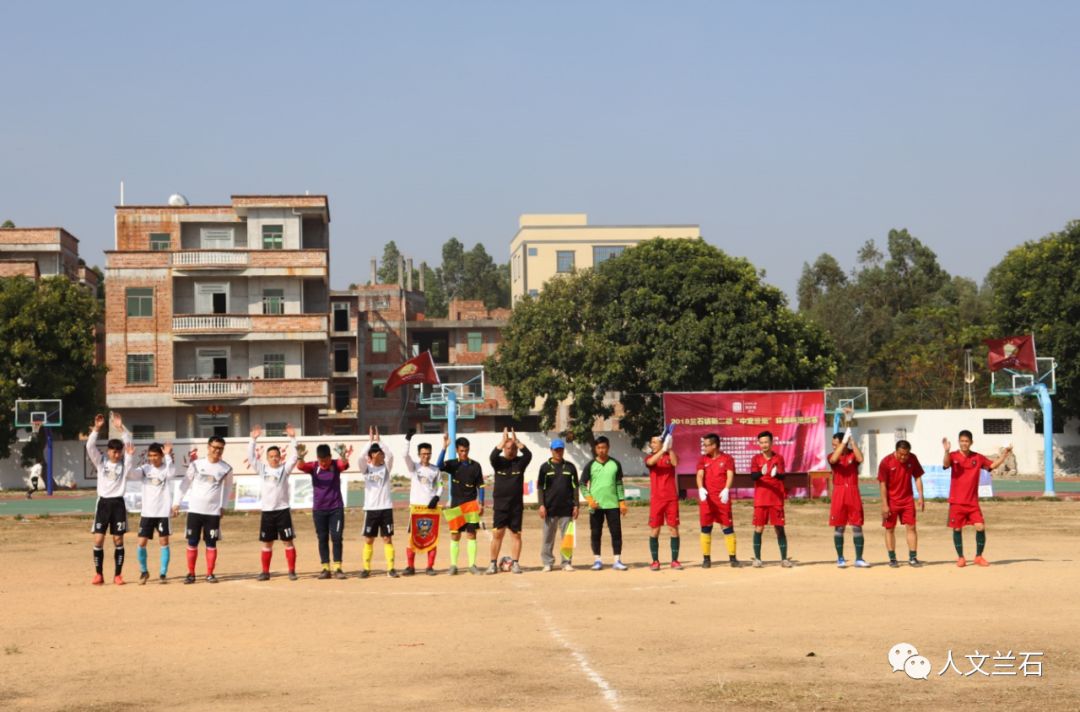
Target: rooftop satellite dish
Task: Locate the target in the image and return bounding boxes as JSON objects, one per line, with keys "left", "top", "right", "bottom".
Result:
{"left": 168, "top": 193, "right": 190, "bottom": 207}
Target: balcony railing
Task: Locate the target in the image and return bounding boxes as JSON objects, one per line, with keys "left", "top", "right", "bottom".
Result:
{"left": 173, "top": 380, "right": 252, "bottom": 399}
{"left": 173, "top": 315, "right": 252, "bottom": 332}
{"left": 172, "top": 251, "right": 249, "bottom": 267}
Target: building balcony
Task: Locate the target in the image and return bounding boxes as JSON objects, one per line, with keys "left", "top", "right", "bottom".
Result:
{"left": 172, "top": 313, "right": 328, "bottom": 340}
{"left": 169, "top": 249, "right": 327, "bottom": 276}
{"left": 172, "top": 251, "right": 249, "bottom": 268}
{"left": 173, "top": 378, "right": 328, "bottom": 405}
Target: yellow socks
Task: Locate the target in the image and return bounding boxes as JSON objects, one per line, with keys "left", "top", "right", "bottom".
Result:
{"left": 363, "top": 542, "right": 373, "bottom": 571}
{"left": 467, "top": 539, "right": 477, "bottom": 566}
{"left": 725, "top": 532, "right": 737, "bottom": 557}
{"left": 384, "top": 543, "right": 395, "bottom": 570}
{"left": 700, "top": 532, "right": 713, "bottom": 557}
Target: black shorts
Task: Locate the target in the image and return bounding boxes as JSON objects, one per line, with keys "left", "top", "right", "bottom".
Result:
{"left": 450, "top": 522, "right": 479, "bottom": 535}
{"left": 260, "top": 509, "right": 296, "bottom": 542}
{"left": 138, "top": 517, "right": 171, "bottom": 539}
{"left": 92, "top": 497, "right": 128, "bottom": 535}
{"left": 492, "top": 503, "right": 523, "bottom": 533}
{"left": 362, "top": 509, "right": 394, "bottom": 538}
{"left": 186, "top": 513, "right": 221, "bottom": 547}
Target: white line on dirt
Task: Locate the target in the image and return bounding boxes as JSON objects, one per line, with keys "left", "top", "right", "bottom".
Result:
{"left": 539, "top": 609, "right": 622, "bottom": 710}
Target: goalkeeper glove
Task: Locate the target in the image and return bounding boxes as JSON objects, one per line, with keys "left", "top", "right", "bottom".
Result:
{"left": 427, "top": 496, "right": 439, "bottom": 509}
{"left": 720, "top": 488, "right": 730, "bottom": 504}
{"left": 586, "top": 495, "right": 598, "bottom": 510}
{"left": 619, "top": 501, "right": 628, "bottom": 515}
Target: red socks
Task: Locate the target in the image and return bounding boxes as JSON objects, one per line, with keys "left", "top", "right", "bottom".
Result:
{"left": 206, "top": 547, "right": 218, "bottom": 575}
{"left": 427, "top": 548, "right": 437, "bottom": 568}
{"left": 186, "top": 547, "right": 198, "bottom": 574}
{"left": 261, "top": 548, "right": 272, "bottom": 574}
{"left": 285, "top": 547, "right": 296, "bottom": 573}
{"left": 406, "top": 549, "right": 416, "bottom": 568}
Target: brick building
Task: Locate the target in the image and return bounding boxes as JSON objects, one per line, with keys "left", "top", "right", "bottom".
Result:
{"left": 105, "top": 195, "right": 330, "bottom": 440}
{"left": 0, "top": 227, "right": 100, "bottom": 291}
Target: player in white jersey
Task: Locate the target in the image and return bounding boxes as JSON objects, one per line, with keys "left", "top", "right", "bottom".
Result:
{"left": 249, "top": 425, "right": 299, "bottom": 581}
{"left": 359, "top": 426, "right": 397, "bottom": 579}
{"left": 129, "top": 442, "right": 177, "bottom": 584}
{"left": 403, "top": 428, "right": 444, "bottom": 576}
{"left": 87, "top": 412, "right": 133, "bottom": 585}
{"left": 175, "top": 435, "right": 233, "bottom": 584}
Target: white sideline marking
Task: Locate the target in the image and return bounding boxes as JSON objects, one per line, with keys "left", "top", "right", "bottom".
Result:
{"left": 540, "top": 609, "right": 622, "bottom": 710}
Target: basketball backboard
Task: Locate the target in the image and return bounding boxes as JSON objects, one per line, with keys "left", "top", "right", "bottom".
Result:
{"left": 991, "top": 357, "right": 1056, "bottom": 397}
{"left": 824, "top": 387, "right": 869, "bottom": 416}
{"left": 15, "top": 399, "right": 63, "bottom": 428}
{"left": 419, "top": 365, "right": 485, "bottom": 420}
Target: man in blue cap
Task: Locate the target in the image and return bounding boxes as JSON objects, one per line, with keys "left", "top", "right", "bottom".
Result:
{"left": 536, "top": 437, "right": 579, "bottom": 572}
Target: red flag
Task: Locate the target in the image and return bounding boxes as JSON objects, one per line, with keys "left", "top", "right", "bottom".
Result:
{"left": 984, "top": 335, "right": 1038, "bottom": 373}
{"left": 384, "top": 351, "right": 441, "bottom": 393}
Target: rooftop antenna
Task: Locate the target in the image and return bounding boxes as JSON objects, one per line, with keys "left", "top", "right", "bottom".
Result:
{"left": 119, "top": 180, "right": 125, "bottom": 206}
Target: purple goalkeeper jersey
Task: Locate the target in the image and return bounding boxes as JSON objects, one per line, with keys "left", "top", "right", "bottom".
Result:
{"left": 297, "top": 459, "right": 348, "bottom": 510}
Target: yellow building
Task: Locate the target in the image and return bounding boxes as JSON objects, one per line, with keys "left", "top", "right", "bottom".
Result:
{"left": 509, "top": 213, "right": 701, "bottom": 304}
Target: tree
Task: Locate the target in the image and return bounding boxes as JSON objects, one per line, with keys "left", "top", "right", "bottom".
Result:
{"left": 988, "top": 220, "right": 1080, "bottom": 421}
{"left": 1, "top": 220, "right": 14, "bottom": 228}
{"left": 487, "top": 239, "right": 836, "bottom": 445}
{"left": 377, "top": 241, "right": 403, "bottom": 285}
{"left": 421, "top": 262, "right": 448, "bottom": 318}
{"left": 0, "top": 276, "right": 105, "bottom": 462}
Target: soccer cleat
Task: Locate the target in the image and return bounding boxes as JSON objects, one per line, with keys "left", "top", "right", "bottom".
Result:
{"left": 542, "top": 564, "right": 553, "bottom": 573}
{"left": 113, "top": 575, "right": 126, "bottom": 585}
{"left": 752, "top": 558, "right": 764, "bottom": 568}
{"left": 956, "top": 556, "right": 967, "bottom": 568}
{"left": 287, "top": 571, "right": 298, "bottom": 581}
{"left": 908, "top": 558, "right": 922, "bottom": 568}
{"left": 974, "top": 556, "right": 990, "bottom": 567}
{"left": 702, "top": 556, "right": 712, "bottom": 569}
{"left": 836, "top": 557, "right": 847, "bottom": 569}
{"left": 729, "top": 559, "right": 741, "bottom": 568}
{"left": 92, "top": 574, "right": 105, "bottom": 586}
{"left": 426, "top": 567, "right": 437, "bottom": 576}
{"left": 358, "top": 570, "right": 370, "bottom": 579}
{"left": 671, "top": 560, "right": 683, "bottom": 570}
{"left": 159, "top": 574, "right": 168, "bottom": 584}
{"left": 511, "top": 561, "right": 523, "bottom": 574}
{"left": 650, "top": 561, "right": 661, "bottom": 571}
{"left": 590, "top": 561, "right": 603, "bottom": 571}
{"left": 888, "top": 560, "right": 900, "bottom": 569}
{"left": 205, "top": 574, "right": 218, "bottom": 583}
{"left": 139, "top": 571, "right": 150, "bottom": 585}
{"left": 612, "top": 561, "right": 628, "bottom": 571}
{"left": 854, "top": 559, "right": 871, "bottom": 568}
{"left": 388, "top": 569, "right": 399, "bottom": 578}
{"left": 403, "top": 566, "right": 416, "bottom": 577}
{"left": 184, "top": 573, "right": 197, "bottom": 584}
{"left": 781, "top": 559, "right": 795, "bottom": 569}
{"left": 448, "top": 565, "right": 458, "bottom": 576}
{"left": 485, "top": 562, "right": 498, "bottom": 575}
{"left": 334, "top": 570, "right": 347, "bottom": 580}
{"left": 469, "top": 565, "right": 481, "bottom": 575}
{"left": 562, "top": 562, "right": 574, "bottom": 572}
{"left": 256, "top": 572, "right": 270, "bottom": 582}
{"left": 318, "top": 570, "right": 332, "bottom": 580}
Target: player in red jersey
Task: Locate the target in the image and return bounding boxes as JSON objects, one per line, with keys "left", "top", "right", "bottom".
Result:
{"left": 829, "top": 429, "right": 868, "bottom": 568}
{"left": 645, "top": 424, "right": 681, "bottom": 570}
{"left": 943, "top": 430, "right": 1012, "bottom": 567}
{"left": 877, "top": 440, "right": 925, "bottom": 568}
{"left": 750, "top": 431, "right": 792, "bottom": 568}
{"left": 696, "top": 433, "right": 740, "bottom": 569}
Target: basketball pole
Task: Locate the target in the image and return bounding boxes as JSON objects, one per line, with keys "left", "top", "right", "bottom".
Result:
{"left": 446, "top": 390, "right": 457, "bottom": 507}
{"left": 1021, "top": 382, "right": 1055, "bottom": 497}
{"left": 45, "top": 425, "right": 54, "bottom": 496}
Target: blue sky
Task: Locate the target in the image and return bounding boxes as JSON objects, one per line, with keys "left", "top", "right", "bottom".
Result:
{"left": 2, "top": 1, "right": 1078, "bottom": 297}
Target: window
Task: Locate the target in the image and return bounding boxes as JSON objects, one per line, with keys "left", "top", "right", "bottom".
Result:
{"left": 262, "top": 288, "right": 285, "bottom": 315}
{"left": 149, "top": 233, "right": 171, "bottom": 251}
{"left": 126, "top": 354, "right": 154, "bottom": 384}
{"left": 467, "top": 331, "right": 483, "bottom": 353}
{"left": 593, "top": 245, "right": 625, "bottom": 264}
{"left": 263, "top": 353, "right": 285, "bottom": 379}
{"left": 528, "top": 289, "right": 539, "bottom": 298}
{"left": 371, "top": 297, "right": 390, "bottom": 310}
{"left": 373, "top": 379, "right": 387, "bottom": 398}
{"left": 262, "top": 224, "right": 284, "bottom": 250}
{"left": 332, "top": 303, "right": 350, "bottom": 331}
{"left": 333, "top": 344, "right": 350, "bottom": 372}
{"left": 132, "top": 425, "right": 156, "bottom": 441}
{"left": 264, "top": 422, "right": 287, "bottom": 437}
{"left": 527, "top": 247, "right": 537, "bottom": 257}
{"left": 982, "top": 419, "right": 1013, "bottom": 435}
{"left": 200, "top": 227, "right": 234, "bottom": 249}
{"left": 371, "top": 332, "right": 387, "bottom": 353}
{"left": 126, "top": 287, "right": 153, "bottom": 317}
{"left": 556, "top": 250, "right": 575, "bottom": 273}
{"left": 333, "top": 387, "right": 350, "bottom": 412}
{"left": 196, "top": 283, "right": 229, "bottom": 314}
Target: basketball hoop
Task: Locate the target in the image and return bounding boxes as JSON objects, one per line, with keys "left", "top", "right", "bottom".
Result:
{"left": 30, "top": 414, "right": 45, "bottom": 439}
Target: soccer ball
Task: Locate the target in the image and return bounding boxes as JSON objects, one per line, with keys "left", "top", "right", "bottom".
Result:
{"left": 498, "top": 556, "right": 514, "bottom": 572}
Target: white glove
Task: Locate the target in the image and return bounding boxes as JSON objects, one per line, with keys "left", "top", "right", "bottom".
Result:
{"left": 720, "top": 488, "right": 730, "bottom": 504}
{"left": 1003, "top": 441, "right": 1012, "bottom": 450}
{"left": 662, "top": 434, "right": 673, "bottom": 452}
{"left": 843, "top": 428, "right": 852, "bottom": 445}
{"left": 761, "top": 463, "right": 769, "bottom": 476}
{"left": 770, "top": 466, "right": 778, "bottom": 478}
{"left": 698, "top": 487, "right": 708, "bottom": 502}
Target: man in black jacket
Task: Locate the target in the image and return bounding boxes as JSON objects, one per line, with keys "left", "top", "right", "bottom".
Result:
{"left": 487, "top": 428, "right": 532, "bottom": 574}
{"left": 536, "top": 438, "right": 579, "bottom": 572}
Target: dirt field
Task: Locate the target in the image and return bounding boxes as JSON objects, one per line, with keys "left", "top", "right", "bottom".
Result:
{"left": 1, "top": 500, "right": 1078, "bottom": 711}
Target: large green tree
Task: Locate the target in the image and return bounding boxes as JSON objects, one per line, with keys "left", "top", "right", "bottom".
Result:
{"left": 798, "top": 228, "right": 994, "bottom": 409}
{"left": 488, "top": 239, "right": 836, "bottom": 444}
{"left": 375, "top": 237, "right": 509, "bottom": 317}
{"left": 0, "top": 277, "right": 105, "bottom": 462}
{"left": 987, "top": 220, "right": 1080, "bottom": 420}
